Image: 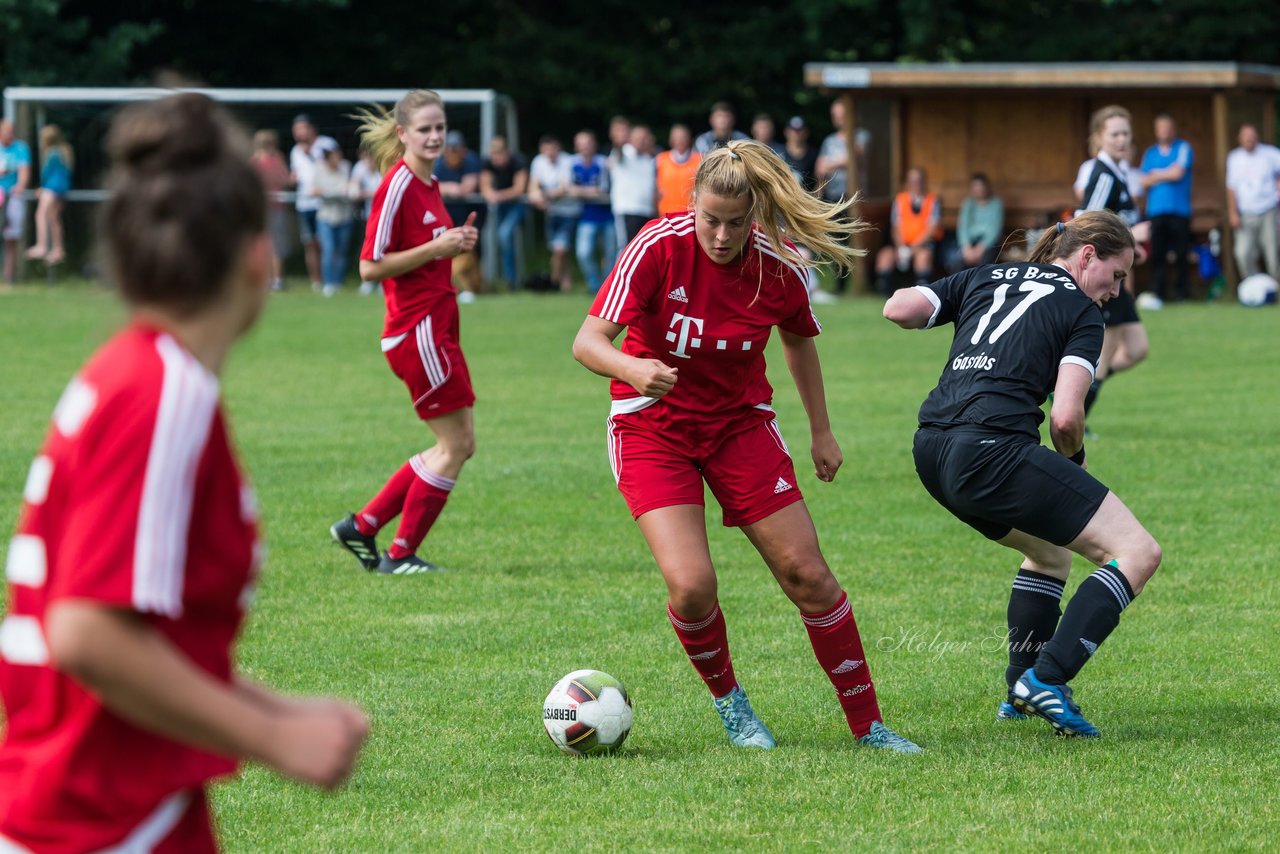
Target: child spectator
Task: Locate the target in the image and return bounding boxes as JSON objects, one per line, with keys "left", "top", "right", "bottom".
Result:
{"left": 26, "top": 125, "right": 73, "bottom": 267}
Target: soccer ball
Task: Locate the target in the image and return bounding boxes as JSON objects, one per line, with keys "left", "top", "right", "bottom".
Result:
{"left": 542, "top": 669, "right": 632, "bottom": 756}
{"left": 1238, "top": 273, "right": 1278, "bottom": 307}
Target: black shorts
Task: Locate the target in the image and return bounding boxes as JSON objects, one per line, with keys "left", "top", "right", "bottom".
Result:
{"left": 912, "top": 427, "right": 1109, "bottom": 546}
{"left": 1102, "top": 286, "right": 1140, "bottom": 327}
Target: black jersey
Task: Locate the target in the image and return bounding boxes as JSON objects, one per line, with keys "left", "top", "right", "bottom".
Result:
{"left": 914, "top": 262, "right": 1104, "bottom": 439}
{"left": 1078, "top": 156, "right": 1140, "bottom": 226}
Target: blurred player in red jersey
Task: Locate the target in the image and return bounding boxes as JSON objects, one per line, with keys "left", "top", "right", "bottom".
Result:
{"left": 572, "top": 141, "right": 921, "bottom": 753}
{"left": 330, "top": 90, "right": 480, "bottom": 575}
{"left": 0, "top": 93, "right": 368, "bottom": 853}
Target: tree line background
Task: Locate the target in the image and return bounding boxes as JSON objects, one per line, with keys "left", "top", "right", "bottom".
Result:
{"left": 4, "top": 0, "right": 1280, "bottom": 150}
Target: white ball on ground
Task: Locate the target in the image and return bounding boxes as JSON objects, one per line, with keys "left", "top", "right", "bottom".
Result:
{"left": 542, "top": 669, "right": 632, "bottom": 756}
{"left": 1238, "top": 273, "right": 1278, "bottom": 307}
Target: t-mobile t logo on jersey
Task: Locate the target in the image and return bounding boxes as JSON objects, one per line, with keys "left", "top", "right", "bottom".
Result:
{"left": 665, "top": 312, "right": 704, "bottom": 359}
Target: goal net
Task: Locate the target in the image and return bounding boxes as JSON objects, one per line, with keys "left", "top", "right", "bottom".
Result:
{"left": 2, "top": 86, "right": 518, "bottom": 281}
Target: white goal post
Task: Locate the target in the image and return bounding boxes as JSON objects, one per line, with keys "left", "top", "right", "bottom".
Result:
{"left": 2, "top": 86, "right": 519, "bottom": 282}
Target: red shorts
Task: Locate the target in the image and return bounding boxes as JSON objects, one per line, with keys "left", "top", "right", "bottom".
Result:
{"left": 382, "top": 299, "right": 475, "bottom": 420}
{"left": 607, "top": 406, "right": 804, "bottom": 527}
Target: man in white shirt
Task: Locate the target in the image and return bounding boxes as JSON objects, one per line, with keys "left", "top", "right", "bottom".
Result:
{"left": 608, "top": 125, "right": 657, "bottom": 249}
{"left": 1225, "top": 123, "right": 1280, "bottom": 278}
{"left": 528, "top": 135, "right": 581, "bottom": 292}
{"left": 290, "top": 114, "right": 338, "bottom": 291}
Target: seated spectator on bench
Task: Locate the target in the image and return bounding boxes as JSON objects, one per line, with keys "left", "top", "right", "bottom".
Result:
{"left": 946, "top": 172, "right": 1004, "bottom": 273}
{"left": 875, "top": 167, "right": 941, "bottom": 295}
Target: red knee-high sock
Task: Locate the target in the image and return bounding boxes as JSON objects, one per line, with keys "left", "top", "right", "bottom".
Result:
{"left": 386, "top": 457, "right": 455, "bottom": 559}
{"left": 668, "top": 601, "right": 738, "bottom": 698}
{"left": 355, "top": 460, "right": 417, "bottom": 535}
{"left": 802, "top": 590, "right": 882, "bottom": 738}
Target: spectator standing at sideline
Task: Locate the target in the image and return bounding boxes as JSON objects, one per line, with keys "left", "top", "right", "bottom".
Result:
{"left": 656, "top": 124, "right": 700, "bottom": 216}
{"left": 609, "top": 124, "right": 658, "bottom": 248}
{"left": 0, "top": 119, "right": 31, "bottom": 285}
{"left": 289, "top": 114, "right": 337, "bottom": 292}
{"left": 694, "top": 101, "right": 749, "bottom": 155}
{"left": 815, "top": 100, "right": 869, "bottom": 294}
{"left": 480, "top": 135, "right": 528, "bottom": 291}
{"left": 750, "top": 113, "right": 786, "bottom": 158}
{"left": 312, "top": 140, "right": 355, "bottom": 297}
{"left": 1225, "top": 123, "right": 1280, "bottom": 280}
{"left": 816, "top": 99, "right": 870, "bottom": 205}
{"left": 528, "top": 135, "right": 580, "bottom": 293}
{"left": 782, "top": 116, "right": 818, "bottom": 193}
{"left": 948, "top": 172, "right": 1004, "bottom": 272}
{"left": 570, "top": 130, "right": 615, "bottom": 295}
{"left": 349, "top": 144, "right": 384, "bottom": 294}
{"left": 1139, "top": 113, "right": 1194, "bottom": 305}
{"left": 250, "top": 129, "right": 291, "bottom": 291}
{"left": 26, "top": 124, "right": 74, "bottom": 268}
{"left": 607, "top": 115, "right": 632, "bottom": 159}
{"left": 434, "top": 130, "right": 485, "bottom": 303}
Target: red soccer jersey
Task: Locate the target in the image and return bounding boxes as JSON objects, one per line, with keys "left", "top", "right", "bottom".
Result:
{"left": 0, "top": 323, "right": 260, "bottom": 852}
{"left": 590, "top": 213, "right": 822, "bottom": 419}
{"left": 361, "top": 159, "right": 455, "bottom": 337}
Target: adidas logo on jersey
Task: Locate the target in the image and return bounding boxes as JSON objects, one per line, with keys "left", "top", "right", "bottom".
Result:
{"left": 831, "top": 659, "right": 863, "bottom": 674}
{"left": 422, "top": 210, "right": 438, "bottom": 225}
{"left": 773, "top": 477, "right": 792, "bottom": 494}
{"left": 667, "top": 286, "right": 689, "bottom": 302}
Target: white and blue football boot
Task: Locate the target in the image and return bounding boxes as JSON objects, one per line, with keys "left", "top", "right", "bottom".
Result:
{"left": 1012, "top": 668, "right": 1100, "bottom": 737}
{"left": 713, "top": 686, "right": 776, "bottom": 750}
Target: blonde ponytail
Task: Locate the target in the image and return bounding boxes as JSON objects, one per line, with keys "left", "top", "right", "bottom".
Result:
{"left": 354, "top": 88, "right": 445, "bottom": 174}
{"left": 696, "top": 140, "right": 870, "bottom": 278}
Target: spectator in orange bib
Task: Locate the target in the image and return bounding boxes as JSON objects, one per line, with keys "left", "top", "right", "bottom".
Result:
{"left": 875, "top": 167, "right": 942, "bottom": 295}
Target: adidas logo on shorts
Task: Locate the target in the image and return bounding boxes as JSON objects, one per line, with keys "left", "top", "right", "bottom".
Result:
{"left": 667, "top": 286, "right": 689, "bottom": 302}
{"left": 773, "top": 477, "right": 792, "bottom": 494}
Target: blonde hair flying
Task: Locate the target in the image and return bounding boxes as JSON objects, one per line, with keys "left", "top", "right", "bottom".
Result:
{"left": 354, "top": 88, "right": 445, "bottom": 174}
{"left": 695, "top": 140, "right": 870, "bottom": 278}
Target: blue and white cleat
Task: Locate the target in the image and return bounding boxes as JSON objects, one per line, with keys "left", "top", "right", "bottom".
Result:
{"left": 713, "top": 686, "right": 776, "bottom": 750}
{"left": 858, "top": 721, "right": 923, "bottom": 753}
{"left": 996, "top": 698, "right": 1029, "bottom": 721}
{"left": 1012, "top": 668, "right": 1100, "bottom": 737}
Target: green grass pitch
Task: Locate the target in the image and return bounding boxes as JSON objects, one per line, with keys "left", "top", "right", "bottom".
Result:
{"left": 2, "top": 282, "right": 1278, "bottom": 851}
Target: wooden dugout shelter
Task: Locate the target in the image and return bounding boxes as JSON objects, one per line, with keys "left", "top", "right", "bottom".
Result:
{"left": 803, "top": 61, "right": 1280, "bottom": 291}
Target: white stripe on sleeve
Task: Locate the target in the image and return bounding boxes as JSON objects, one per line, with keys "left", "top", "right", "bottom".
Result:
{"left": 1086, "top": 172, "right": 1114, "bottom": 213}
{"left": 373, "top": 166, "right": 413, "bottom": 261}
{"left": 133, "top": 335, "right": 220, "bottom": 619}
{"left": 1059, "top": 355, "right": 1097, "bottom": 379}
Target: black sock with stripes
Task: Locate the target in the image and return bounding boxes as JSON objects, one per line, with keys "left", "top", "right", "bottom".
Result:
{"left": 1084, "top": 379, "right": 1102, "bottom": 415}
{"left": 1034, "top": 562, "right": 1135, "bottom": 685}
{"left": 1005, "top": 569, "right": 1065, "bottom": 692}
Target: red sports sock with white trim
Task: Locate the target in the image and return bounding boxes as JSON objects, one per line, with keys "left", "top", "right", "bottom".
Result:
{"left": 668, "top": 601, "right": 737, "bottom": 698}
{"left": 386, "top": 458, "right": 455, "bottom": 559}
{"left": 355, "top": 460, "right": 417, "bottom": 535}
{"left": 802, "top": 590, "right": 881, "bottom": 738}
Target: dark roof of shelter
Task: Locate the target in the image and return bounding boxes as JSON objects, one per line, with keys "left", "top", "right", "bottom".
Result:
{"left": 804, "top": 62, "right": 1280, "bottom": 93}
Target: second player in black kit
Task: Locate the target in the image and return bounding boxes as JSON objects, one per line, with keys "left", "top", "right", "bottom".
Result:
{"left": 884, "top": 211, "right": 1161, "bottom": 739}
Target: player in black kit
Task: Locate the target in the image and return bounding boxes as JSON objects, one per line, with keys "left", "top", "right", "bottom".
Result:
{"left": 1074, "top": 105, "right": 1150, "bottom": 424}
{"left": 883, "top": 211, "right": 1161, "bottom": 738}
